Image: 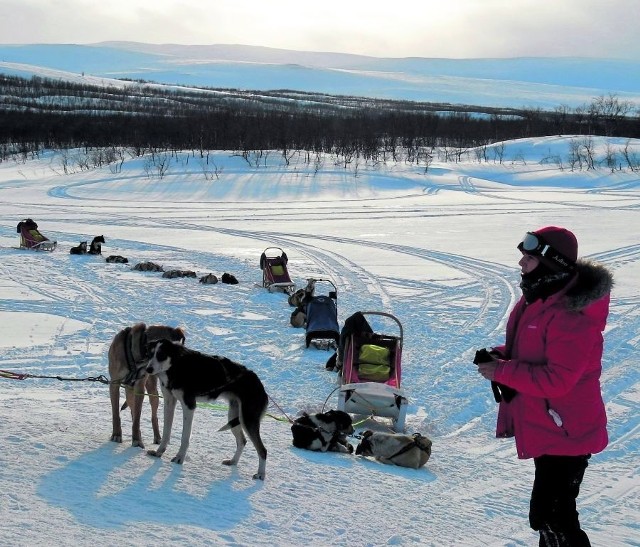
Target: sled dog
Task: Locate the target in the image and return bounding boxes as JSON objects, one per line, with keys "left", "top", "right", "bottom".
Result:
{"left": 89, "top": 235, "right": 105, "bottom": 255}
{"left": 221, "top": 272, "right": 239, "bottom": 284}
{"left": 290, "top": 307, "right": 306, "bottom": 328}
{"left": 162, "top": 269, "right": 197, "bottom": 279}
{"left": 146, "top": 339, "right": 268, "bottom": 480}
{"left": 108, "top": 323, "right": 185, "bottom": 448}
{"left": 70, "top": 241, "right": 88, "bottom": 254}
{"left": 291, "top": 410, "right": 354, "bottom": 453}
{"left": 288, "top": 278, "right": 316, "bottom": 307}
{"left": 133, "top": 261, "right": 164, "bottom": 272}
{"left": 199, "top": 273, "right": 219, "bottom": 284}
{"left": 106, "top": 255, "right": 128, "bottom": 264}
{"left": 355, "top": 430, "right": 432, "bottom": 469}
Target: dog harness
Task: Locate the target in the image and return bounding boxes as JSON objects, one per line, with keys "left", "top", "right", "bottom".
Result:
{"left": 387, "top": 433, "right": 431, "bottom": 461}
{"left": 122, "top": 327, "right": 149, "bottom": 386}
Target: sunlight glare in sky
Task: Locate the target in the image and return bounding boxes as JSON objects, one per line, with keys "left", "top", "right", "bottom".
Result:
{"left": 0, "top": 0, "right": 638, "bottom": 60}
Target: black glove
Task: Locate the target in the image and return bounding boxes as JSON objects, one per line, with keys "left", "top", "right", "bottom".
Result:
{"left": 474, "top": 348, "right": 518, "bottom": 403}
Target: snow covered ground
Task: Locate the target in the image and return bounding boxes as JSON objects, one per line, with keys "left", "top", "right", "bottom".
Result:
{"left": 0, "top": 137, "right": 638, "bottom": 546}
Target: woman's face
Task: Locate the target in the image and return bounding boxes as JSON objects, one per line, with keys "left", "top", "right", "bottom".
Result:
{"left": 519, "top": 253, "right": 540, "bottom": 274}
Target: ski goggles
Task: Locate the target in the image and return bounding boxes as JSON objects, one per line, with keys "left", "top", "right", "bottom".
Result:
{"left": 518, "top": 232, "right": 576, "bottom": 272}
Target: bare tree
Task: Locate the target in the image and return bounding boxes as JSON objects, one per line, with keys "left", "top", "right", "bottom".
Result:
{"left": 589, "top": 94, "right": 634, "bottom": 136}
{"left": 621, "top": 140, "right": 640, "bottom": 172}
{"left": 580, "top": 137, "right": 596, "bottom": 170}
{"left": 603, "top": 143, "right": 618, "bottom": 173}
{"left": 492, "top": 142, "right": 506, "bottom": 164}
{"left": 567, "top": 139, "right": 582, "bottom": 171}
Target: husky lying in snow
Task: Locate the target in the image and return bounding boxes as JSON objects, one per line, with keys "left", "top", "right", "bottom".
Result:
{"left": 133, "top": 261, "right": 164, "bottom": 272}
{"left": 162, "top": 269, "right": 197, "bottom": 279}
{"left": 221, "top": 272, "right": 239, "bottom": 284}
{"left": 199, "top": 273, "right": 219, "bottom": 284}
{"left": 356, "top": 430, "right": 432, "bottom": 469}
{"left": 291, "top": 410, "right": 354, "bottom": 453}
{"left": 106, "top": 255, "right": 128, "bottom": 264}
{"left": 69, "top": 241, "right": 88, "bottom": 255}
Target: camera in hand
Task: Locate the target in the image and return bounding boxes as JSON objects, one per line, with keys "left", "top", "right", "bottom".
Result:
{"left": 473, "top": 348, "right": 517, "bottom": 403}
{"left": 473, "top": 348, "right": 493, "bottom": 364}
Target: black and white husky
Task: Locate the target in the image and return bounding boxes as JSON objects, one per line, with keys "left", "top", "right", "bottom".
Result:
{"left": 291, "top": 410, "right": 354, "bottom": 453}
{"left": 145, "top": 339, "right": 268, "bottom": 480}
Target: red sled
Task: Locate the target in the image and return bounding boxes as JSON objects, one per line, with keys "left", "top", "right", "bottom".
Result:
{"left": 17, "top": 219, "right": 57, "bottom": 251}
{"left": 337, "top": 311, "right": 408, "bottom": 431}
{"left": 259, "top": 247, "right": 295, "bottom": 294}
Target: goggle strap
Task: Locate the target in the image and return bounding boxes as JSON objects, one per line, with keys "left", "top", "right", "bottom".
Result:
{"left": 520, "top": 233, "right": 576, "bottom": 272}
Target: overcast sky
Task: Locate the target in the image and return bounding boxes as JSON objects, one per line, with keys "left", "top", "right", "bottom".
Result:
{"left": 2, "top": 0, "right": 639, "bottom": 60}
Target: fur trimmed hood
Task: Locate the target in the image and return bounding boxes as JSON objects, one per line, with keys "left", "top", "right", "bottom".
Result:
{"left": 565, "top": 259, "right": 614, "bottom": 312}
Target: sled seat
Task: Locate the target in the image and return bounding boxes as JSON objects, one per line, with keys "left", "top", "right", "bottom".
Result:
{"left": 28, "top": 230, "right": 46, "bottom": 241}
{"left": 353, "top": 336, "right": 396, "bottom": 383}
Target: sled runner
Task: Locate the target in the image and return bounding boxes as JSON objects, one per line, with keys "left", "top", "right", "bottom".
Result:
{"left": 17, "top": 218, "right": 57, "bottom": 251}
{"left": 305, "top": 278, "right": 339, "bottom": 349}
{"left": 337, "top": 311, "right": 408, "bottom": 432}
{"left": 259, "top": 247, "right": 296, "bottom": 294}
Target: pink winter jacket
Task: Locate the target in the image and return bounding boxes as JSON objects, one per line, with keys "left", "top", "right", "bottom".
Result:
{"left": 491, "top": 259, "right": 613, "bottom": 459}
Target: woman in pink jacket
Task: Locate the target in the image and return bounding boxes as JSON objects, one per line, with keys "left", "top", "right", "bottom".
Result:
{"left": 476, "top": 226, "right": 613, "bottom": 547}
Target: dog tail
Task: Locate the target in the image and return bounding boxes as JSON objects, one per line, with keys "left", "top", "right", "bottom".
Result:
{"left": 120, "top": 402, "right": 129, "bottom": 411}
{"left": 217, "top": 416, "right": 241, "bottom": 432}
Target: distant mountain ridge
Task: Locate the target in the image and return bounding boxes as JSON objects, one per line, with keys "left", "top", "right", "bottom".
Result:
{"left": 95, "top": 41, "right": 640, "bottom": 90}
{"left": 1, "top": 42, "right": 639, "bottom": 109}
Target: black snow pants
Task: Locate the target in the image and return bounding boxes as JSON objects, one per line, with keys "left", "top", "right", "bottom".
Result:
{"left": 529, "top": 454, "right": 592, "bottom": 547}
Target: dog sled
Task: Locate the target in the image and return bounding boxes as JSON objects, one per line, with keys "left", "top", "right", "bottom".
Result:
{"left": 259, "top": 247, "right": 296, "bottom": 294}
{"left": 337, "top": 311, "right": 408, "bottom": 432}
{"left": 305, "top": 278, "right": 339, "bottom": 349}
{"left": 17, "top": 218, "right": 57, "bottom": 251}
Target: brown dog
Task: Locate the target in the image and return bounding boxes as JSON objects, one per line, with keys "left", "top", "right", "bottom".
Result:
{"left": 162, "top": 270, "right": 197, "bottom": 279}
{"left": 108, "top": 323, "right": 185, "bottom": 448}
{"left": 133, "top": 261, "right": 164, "bottom": 272}
{"left": 199, "top": 273, "right": 219, "bottom": 284}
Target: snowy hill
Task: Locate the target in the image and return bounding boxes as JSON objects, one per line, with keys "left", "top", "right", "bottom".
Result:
{"left": 1, "top": 42, "right": 639, "bottom": 109}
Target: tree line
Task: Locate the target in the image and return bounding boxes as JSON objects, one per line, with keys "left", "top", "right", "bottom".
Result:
{"left": 1, "top": 73, "right": 638, "bottom": 161}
